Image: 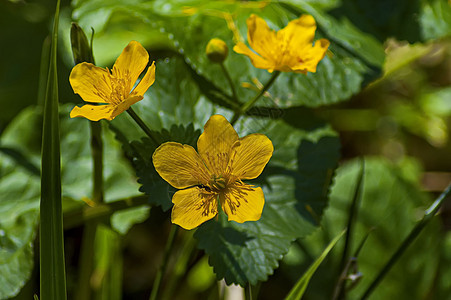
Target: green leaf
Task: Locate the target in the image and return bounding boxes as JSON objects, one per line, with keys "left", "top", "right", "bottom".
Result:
{"left": 302, "top": 157, "right": 443, "bottom": 299}
{"left": 109, "top": 57, "right": 341, "bottom": 285}
{"left": 1, "top": 103, "right": 144, "bottom": 228}
{"left": 0, "top": 102, "right": 145, "bottom": 297}
{"left": 110, "top": 123, "right": 201, "bottom": 211}
{"left": 40, "top": 0, "right": 67, "bottom": 298}
{"left": 285, "top": 0, "right": 451, "bottom": 43}
{"left": 0, "top": 241, "right": 35, "bottom": 299}
{"left": 285, "top": 230, "right": 345, "bottom": 300}
{"left": 71, "top": 0, "right": 384, "bottom": 108}
{"left": 194, "top": 130, "right": 340, "bottom": 286}
{"left": 159, "top": 3, "right": 383, "bottom": 107}
{"left": 0, "top": 168, "right": 39, "bottom": 299}
{"left": 419, "top": 0, "right": 451, "bottom": 40}
{"left": 361, "top": 183, "right": 451, "bottom": 299}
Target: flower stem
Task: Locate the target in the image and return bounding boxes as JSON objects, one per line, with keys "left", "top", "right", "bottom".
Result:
{"left": 70, "top": 22, "right": 101, "bottom": 300}
{"left": 75, "top": 121, "right": 104, "bottom": 300}
{"left": 90, "top": 121, "right": 104, "bottom": 203}
{"left": 230, "top": 71, "right": 280, "bottom": 125}
{"left": 360, "top": 183, "right": 451, "bottom": 299}
{"left": 220, "top": 62, "right": 239, "bottom": 104}
{"left": 126, "top": 106, "right": 160, "bottom": 145}
{"left": 149, "top": 225, "right": 178, "bottom": 300}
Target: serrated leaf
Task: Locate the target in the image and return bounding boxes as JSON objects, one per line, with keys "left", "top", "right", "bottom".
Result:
{"left": 71, "top": 0, "right": 384, "bottom": 109}
{"left": 194, "top": 129, "right": 341, "bottom": 285}
{"left": 111, "top": 123, "right": 201, "bottom": 211}
{"left": 108, "top": 56, "right": 341, "bottom": 285}
{"left": 158, "top": 4, "right": 383, "bottom": 108}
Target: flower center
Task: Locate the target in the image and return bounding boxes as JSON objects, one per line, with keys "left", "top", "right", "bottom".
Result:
{"left": 209, "top": 175, "right": 227, "bottom": 191}
{"left": 107, "top": 67, "right": 132, "bottom": 105}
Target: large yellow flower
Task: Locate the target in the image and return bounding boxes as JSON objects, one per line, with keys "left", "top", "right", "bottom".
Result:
{"left": 69, "top": 41, "right": 156, "bottom": 121}
{"left": 234, "top": 14, "right": 330, "bottom": 73}
{"left": 153, "top": 115, "right": 273, "bottom": 230}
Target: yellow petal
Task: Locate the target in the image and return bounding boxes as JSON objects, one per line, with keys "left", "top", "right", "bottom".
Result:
{"left": 111, "top": 41, "right": 149, "bottom": 92}
{"left": 131, "top": 61, "right": 156, "bottom": 97}
{"left": 292, "top": 38, "right": 330, "bottom": 73}
{"left": 197, "top": 115, "right": 239, "bottom": 175}
{"left": 233, "top": 43, "right": 275, "bottom": 72}
{"left": 220, "top": 184, "right": 264, "bottom": 223}
{"left": 153, "top": 142, "right": 210, "bottom": 189}
{"left": 132, "top": 62, "right": 155, "bottom": 96}
{"left": 229, "top": 133, "right": 273, "bottom": 180}
{"left": 69, "top": 104, "right": 115, "bottom": 121}
{"left": 246, "top": 14, "right": 277, "bottom": 60}
{"left": 278, "top": 15, "right": 317, "bottom": 50}
{"left": 171, "top": 187, "right": 218, "bottom": 230}
{"left": 110, "top": 95, "right": 143, "bottom": 119}
{"left": 69, "top": 62, "right": 111, "bottom": 103}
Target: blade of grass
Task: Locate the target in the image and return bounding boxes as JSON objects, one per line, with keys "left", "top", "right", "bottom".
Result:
{"left": 285, "top": 230, "right": 345, "bottom": 300}
{"left": 38, "top": 36, "right": 51, "bottom": 107}
{"left": 333, "top": 228, "right": 374, "bottom": 299}
{"left": 149, "top": 225, "right": 178, "bottom": 300}
{"left": 333, "top": 158, "right": 365, "bottom": 300}
{"left": 40, "top": 0, "right": 67, "bottom": 299}
{"left": 360, "top": 183, "right": 451, "bottom": 299}
{"left": 161, "top": 232, "right": 197, "bottom": 300}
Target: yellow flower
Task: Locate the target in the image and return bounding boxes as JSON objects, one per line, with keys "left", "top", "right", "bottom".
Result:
{"left": 69, "top": 41, "right": 156, "bottom": 121}
{"left": 153, "top": 115, "right": 273, "bottom": 230}
{"left": 233, "top": 14, "right": 330, "bottom": 73}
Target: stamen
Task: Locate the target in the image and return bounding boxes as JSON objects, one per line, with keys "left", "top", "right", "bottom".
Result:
{"left": 195, "top": 190, "right": 218, "bottom": 217}
{"left": 222, "top": 184, "right": 252, "bottom": 215}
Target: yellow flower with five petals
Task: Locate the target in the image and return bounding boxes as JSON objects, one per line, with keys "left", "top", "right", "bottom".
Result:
{"left": 153, "top": 115, "right": 273, "bottom": 230}
{"left": 234, "top": 14, "right": 330, "bottom": 73}
{"left": 69, "top": 41, "right": 156, "bottom": 121}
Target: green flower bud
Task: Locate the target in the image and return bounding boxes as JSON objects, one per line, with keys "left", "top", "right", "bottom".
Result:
{"left": 70, "top": 23, "right": 95, "bottom": 64}
{"left": 206, "top": 38, "right": 228, "bottom": 63}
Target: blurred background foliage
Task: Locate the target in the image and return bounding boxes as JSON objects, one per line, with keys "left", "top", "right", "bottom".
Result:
{"left": 0, "top": 0, "right": 451, "bottom": 299}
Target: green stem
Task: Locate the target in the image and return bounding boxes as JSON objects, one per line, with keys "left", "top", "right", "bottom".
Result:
{"left": 90, "top": 121, "right": 104, "bottom": 203}
{"left": 149, "top": 225, "right": 178, "bottom": 300}
{"left": 220, "top": 63, "right": 239, "bottom": 104}
{"left": 126, "top": 106, "right": 160, "bottom": 145}
{"left": 75, "top": 221, "right": 97, "bottom": 300}
{"left": 230, "top": 71, "right": 280, "bottom": 125}
{"left": 360, "top": 184, "right": 451, "bottom": 300}
{"left": 75, "top": 121, "right": 105, "bottom": 300}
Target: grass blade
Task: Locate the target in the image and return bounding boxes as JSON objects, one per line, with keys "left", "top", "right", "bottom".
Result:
{"left": 360, "top": 183, "right": 451, "bottom": 299}
{"left": 285, "top": 230, "right": 345, "bottom": 300}
{"left": 40, "top": 0, "right": 67, "bottom": 299}
{"left": 333, "top": 158, "right": 365, "bottom": 299}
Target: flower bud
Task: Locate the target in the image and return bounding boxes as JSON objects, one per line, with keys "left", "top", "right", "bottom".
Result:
{"left": 70, "top": 23, "right": 95, "bottom": 64}
{"left": 206, "top": 38, "right": 228, "bottom": 63}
